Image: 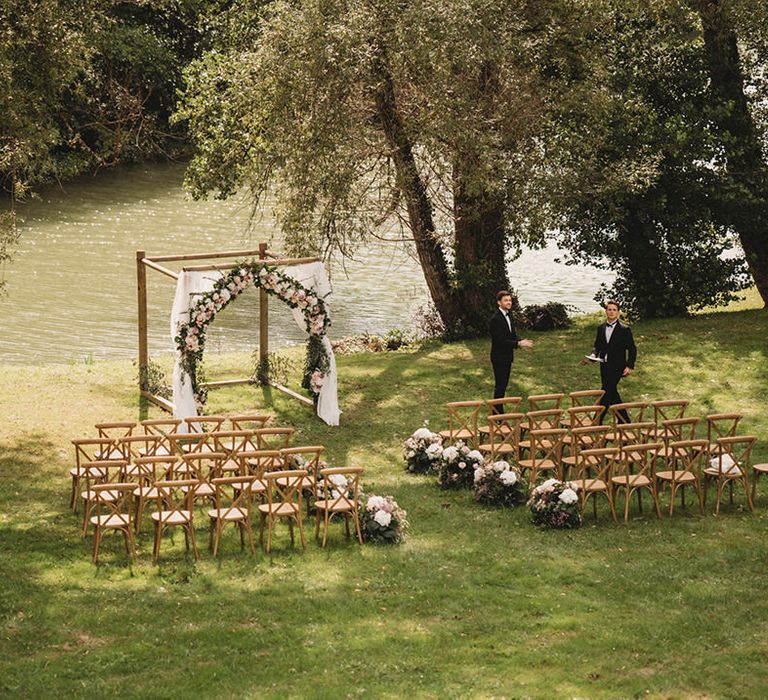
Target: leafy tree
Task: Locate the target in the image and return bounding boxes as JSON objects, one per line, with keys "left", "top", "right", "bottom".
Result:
{"left": 177, "top": 0, "right": 563, "bottom": 336}
{"left": 547, "top": 0, "right": 750, "bottom": 318}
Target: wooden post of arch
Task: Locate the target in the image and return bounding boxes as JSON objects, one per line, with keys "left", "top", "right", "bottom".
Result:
{"left": 259, "top": 242, "right": 268, "bottom": 368}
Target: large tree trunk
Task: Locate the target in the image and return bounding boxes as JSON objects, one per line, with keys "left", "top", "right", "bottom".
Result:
{"left": 370, "top": 50, "right": 460, "bottom": 328}
{"left": 453, "top": 152, "right": 512, "bottom": 336}
{"left": 695, "top": 0, "right": 768, "bottom": 307}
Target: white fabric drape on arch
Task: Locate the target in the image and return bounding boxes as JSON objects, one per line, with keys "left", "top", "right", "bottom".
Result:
{"left": 169, "top": 261, "right": 340, "bottom": 427}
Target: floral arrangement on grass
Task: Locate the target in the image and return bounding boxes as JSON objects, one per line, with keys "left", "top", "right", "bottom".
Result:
{"left": 528, "top": 478, "right": 582, "bottom": 529}
{"left": 358, "top": 494, "right": 409, "bottom": 544}
{"left": 174, "top": 262, "right": 331, "bottom": 408}
{"left": 438, "top": 441, "right": 485, "bottom": 489}
{"left": 403, "top": 425, "right": 443, "bottom": 474}
{"left": 473, "top": 460, "right": 527, "bottom": 507}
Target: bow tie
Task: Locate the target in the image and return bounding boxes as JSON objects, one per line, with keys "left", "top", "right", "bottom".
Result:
{"left": 607, "top": 322, "right": 616, "bottom": 328}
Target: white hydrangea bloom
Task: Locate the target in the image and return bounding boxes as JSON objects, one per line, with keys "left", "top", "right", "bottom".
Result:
{"left": 467, "top": 450, "right": 483, "bottom": 463}
{"left": 367, "top": 495, "right": 386, "bottom": 511}
{"left": 474, "top": 467, "right": 486, "bottom": 483}
{"left": 559, "top": 487, "right": 578, "bottom": 505}
{"left": 442, "top": 446, "right": 459, "bottom": 461}
{"left": 413, "top": 428, "right": 434, "bottom": 441}
{"left": 499, "top": 469, "right": 518, "bottom": 486}
{"left": 426, "top": 443, "right": 443, "bottom": 459}
{"left": 373, "top": 510, "right": 392, "bottom": 527}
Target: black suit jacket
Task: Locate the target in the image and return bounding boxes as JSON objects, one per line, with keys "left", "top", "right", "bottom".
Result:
{"left": 593, "top": 322, "right": 637, "bottom": 373}
{"left": 489, "top": 309, "right": 520, "bottom": 362}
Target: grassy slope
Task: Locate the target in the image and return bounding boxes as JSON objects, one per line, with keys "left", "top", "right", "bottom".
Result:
{"left": 0, "top": 300, "right": 766, "bottom": 699}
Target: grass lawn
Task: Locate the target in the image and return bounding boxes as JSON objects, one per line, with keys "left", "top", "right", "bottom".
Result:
{"left": 1, "top": 296, "right": 767, "bottom": 699}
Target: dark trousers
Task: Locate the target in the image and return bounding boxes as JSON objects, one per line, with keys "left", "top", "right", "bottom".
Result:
{"left": 491, "top": 355, "right": 512, "bottom": 411}
{"left": 599, "top": 364, "right": 629, "bottom": 424}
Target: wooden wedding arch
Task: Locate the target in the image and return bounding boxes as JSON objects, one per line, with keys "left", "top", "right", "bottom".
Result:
{"left": 136, "top": 243, "right": 320, "bottom": 413}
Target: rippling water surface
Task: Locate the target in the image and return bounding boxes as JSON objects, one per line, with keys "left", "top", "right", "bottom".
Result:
{"left": 1, "top": 163, "right": 612, "bottom": 364}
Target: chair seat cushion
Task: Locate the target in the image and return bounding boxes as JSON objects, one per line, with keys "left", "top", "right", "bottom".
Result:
{"left": 258, "top": 503, "right": 299, "bottom": 516}
{"left": 151, "top": 510, "right": 192, "bottom": 524}
{"left": 90, "top": 514, "right": 131, "bottom": 528}
{"left": 314, "top": 499, "right": 354, "bottom": 512}
{"left": 573, "top": 478, "right": 607, "bottom": 492}
{"left": 208, "top": 507, "right": 248, "bottom": 521}
{"left": 656, "top": 470, "right": 696, "bottom": 483}
{"left": 611, "top": 474, "right": 651, "bottom": 487}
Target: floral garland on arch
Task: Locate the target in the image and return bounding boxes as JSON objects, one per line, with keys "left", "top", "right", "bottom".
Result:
{"left": 174, "top": 262, "right": 331, "bottom": 408}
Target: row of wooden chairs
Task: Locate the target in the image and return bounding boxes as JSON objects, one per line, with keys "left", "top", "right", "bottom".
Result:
{"left": 85, "top": 465, "right": 364, "bottom": 563}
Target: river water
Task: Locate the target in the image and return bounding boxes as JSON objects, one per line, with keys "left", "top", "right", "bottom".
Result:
{"left": 1, "top": 163, "right": 612, "bottom": 365}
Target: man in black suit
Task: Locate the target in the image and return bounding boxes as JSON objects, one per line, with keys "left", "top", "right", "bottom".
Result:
{"left": 589, "top": 300, "right": 637, "bottom": 423}
{"left": 489, "top": 290, "right": 532, "bottom": 405}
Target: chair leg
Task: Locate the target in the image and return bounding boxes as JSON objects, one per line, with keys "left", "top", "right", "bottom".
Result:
{"left": 288, "top": 518, "right": 295, "bottom": 546}
{"left": 752, "top": 471, "right": 759, "bottom": 504}
{"left": 91, "top": 525, "right": 101, "bottom": 564}
{"left": 297, "top": 512, "right": 306, "bottom": 549}
{"left": 266, "top": 517, "right": 274, "bottom": 554}
{"left": 188, "top": 523, "right": 199, "bottom": 560}
{"left": 315, "top": 509, "right": 322, "bottom": 540}
{"left": 744, "top": 476, "right": 754, "bottom": 512}
{"left": 351, "top": 508, "right": 364, "bottom": 545}
{"left": 322, "top": 509, "right": 330, "bottom": 547}
{"left": 244, "top": 519, "right": 255, "bottom": 554}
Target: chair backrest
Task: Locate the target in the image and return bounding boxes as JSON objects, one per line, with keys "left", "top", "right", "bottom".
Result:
{"left": 660, "top": 417, "right": 700, "bottom": 442}
{"left": 231, "top": 450, "right": 286, "bottom": 478}
{"left": 609, "top": 401, "right": 650, "bottom": 427}
{"left": 569, "top": 425, "right": 612, "bottom": 453}
{"left": 706, "top": 413, "right": 743, "bottom": 443}
{"left": 529, "top": 428, "right": 567, "bottom": 464}
{"left": 141, "top": 418, "right": 182, "bottom": 437}
{"left": 72, "top": 437, "right": 126, "bottom": 467}
{"left": 569, "top": 389, "right": 605, "bottom": 407}
{"left": 714, "top": 435, "right": 757, "bottom": 474}
{"left": 280, "top": 446, "right": 325, "bottom": 481}
{"left": 211, "top": 475, "right": 257, "bottom": 518}
{"left": 652, "top": 400, "right": 688, "bottom": 425}
{"left": 183, "top": 415, "right": 227, "bottom": 434}
{"left": 91, "top": 482, "right": 136, "bottom": 524}
{"left": 528, "top": 393, "right": 565, "bottom": 412}
{"left": 318, "top": 466, "right": 362, "bottom": 511}
{"left": 118, "top": 434, "right": 163, "bottom": 463}
{"left": 228, "top": 414, "right": 270, "bottom": 430}
{"left": 486, "top": 397, "right": 523, "bottom": 415}
{"left": 616, "top": 442, "right": 662, "bottom": 482}
{"left": 212, "top": 430, "right": 258, "bottom": 456}
{"left": 525, "top": 409, "right": 563, "bottom": 431}
{"left": 180, "top": 452, "right": 227, "bottom": 486}
{"left": 576, "top": 447, "right": 618, "bottom": 483}
{"left": 253, "top": 427, "right": 295, "bottom": 450}
{"left": 132, "top": 455, "right": 179, "bottom": 483}
{"left": 168, "top": 430, "right": 212, "bottom": 456}
{"left": 667, "top": 439, "right": 708, "bottom": 479}
{"left": 567, "top": 405, "right": 604, "bottom": 429}
{"left": 615, "top": 422, "right": 655, "bottom": 446}
{"left": 81, "top": 459, "right": 129, "bottom": 489}
{"left": 95, "top": 422, "right": 136, "bottom": 440}
{"left": 487, "top": 413, "right": 524, "bottom": 458}
{"left": 262, "top": 469, "right": 308, "bottom": 512}
{"left": 154, "top": 479, "right": 198, "bottom": 524}
{"left": 445, "top": 401, "right": 483, "bottom": 439}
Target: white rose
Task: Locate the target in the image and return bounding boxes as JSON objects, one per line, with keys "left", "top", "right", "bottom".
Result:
{"left": 373, "top": 510, "right": 392, "bottom": 527}
{"left": 492, "top": 460, "right": 509, "bottom": 473}
{"left": 412, "top": 428, "right": 433, "bottom": 441}
{"left": 442, "top": 446, "right": 458, "bottom": 462}
{"left": 426, "top": 443, "right": 443, "bottom": 459}
{"left": 467, "top": 450, "right": 483, "bottom": 463}
{"left": 474, "top": 467, "right": 485, "bottom": 483}
{"left": 559, "top": 488, "right": 578, "bottom": 505}
{"left": 540, "top": 478, "right": 559, "bottom": 493}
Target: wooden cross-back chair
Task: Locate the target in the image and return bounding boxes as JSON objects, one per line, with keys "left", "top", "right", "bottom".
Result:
{"left": 705, "top": 413, "right": 743, "bottom": 458}
{"left": 222, "top": 449, "right": 283, "bottom": 505}
{"left": 562, "top": 406, "right": 604, "bottom": 444}
{"left": 279, "top": 446, "right": 325, "bottom": 515}
{"left": 258, "top": 469, "right": 308, "bottom": 554}
{"left": 131, "top": 455, "right": 180, "bottom": 533}
{"left": 606, "top": 402, "right": 650, "bottom": 441}
{"left": 118, "top": 434, "right": 163, "bottom": 479}
{"left": 141, "top": 418, "right": 182, "bottom": 456}
{"left": 480, "top": 397, "right": 523, "bottom": 437}
{"left": 228, "top": 413, "right": 270, "bottom": 431}
{"left": 519, "top": 410, "right": 564, "bottom": 457}
{"left": 439, "top": 401, "right": 484, "bottom": 448}
{"left": 611, "top": 442, "right": 662, "bottom": 521}
{"left": 561, "top": 425, "right": 611, "bottom": 480}
{"left": 478, "top": 412, "right": 525, "bottom": 462}
{"left": 211, "top": 430, "right": 257, "bottom": 473}
{"left": 183, "top": 415, "right": 227, "bottom": 434}
{"left": 518, "top": 428, "right": 567, "bottom": 485}
{"left": 151, "top": 478, "right": 200, "bottom": 562}
{"left": 703, "top": 435, "right": 756, "bottom": 514}
{"left": 572, "top": 446, "right": 619, "bottom": 521}
{"left": 168, "top": 430, "right": 213, "bottom": 458}
{"left": 70, "top": 437, "right": 125, "bottom": 512}
{"left": 79, "top": 459, "right": 131, "bottom": 537}
{"left": 208, "top": 475, "right": 259, "bottom": 556}
{"left": 655, "top": 417, "right": 700, "bottom": 466}
{"left": 527, "top": 393, "right": 565, "bottom": 413}
{"left": 751, "top": 456, "right": 768, "bottom": 506}
{"left": 179, "top": 452, "right": 227, "bottom": 509}
{"left": 314, "top": 466, "right": 364, "bottom": 547}
{"left": 655, "top": 439, "right": 707, "bottom": 516}
{"left": 651, "top": 400, "right": 689, "bottom": 427}
{"left": 613, "top": 422, "right": 655, "bottom": 454}
{"left": 89, "top": 482, "right": 138, "bottom": 564}
{"left": 253, "top": 427, "right": 295, "bottom": 451}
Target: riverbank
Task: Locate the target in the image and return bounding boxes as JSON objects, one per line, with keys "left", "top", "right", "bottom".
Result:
{"left": 1, "top": 303, "right": 767, "bottom": 697}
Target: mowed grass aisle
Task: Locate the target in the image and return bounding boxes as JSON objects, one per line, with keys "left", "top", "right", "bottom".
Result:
{"left": 1, "top": 303, "right": 767, "bottom": 698}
